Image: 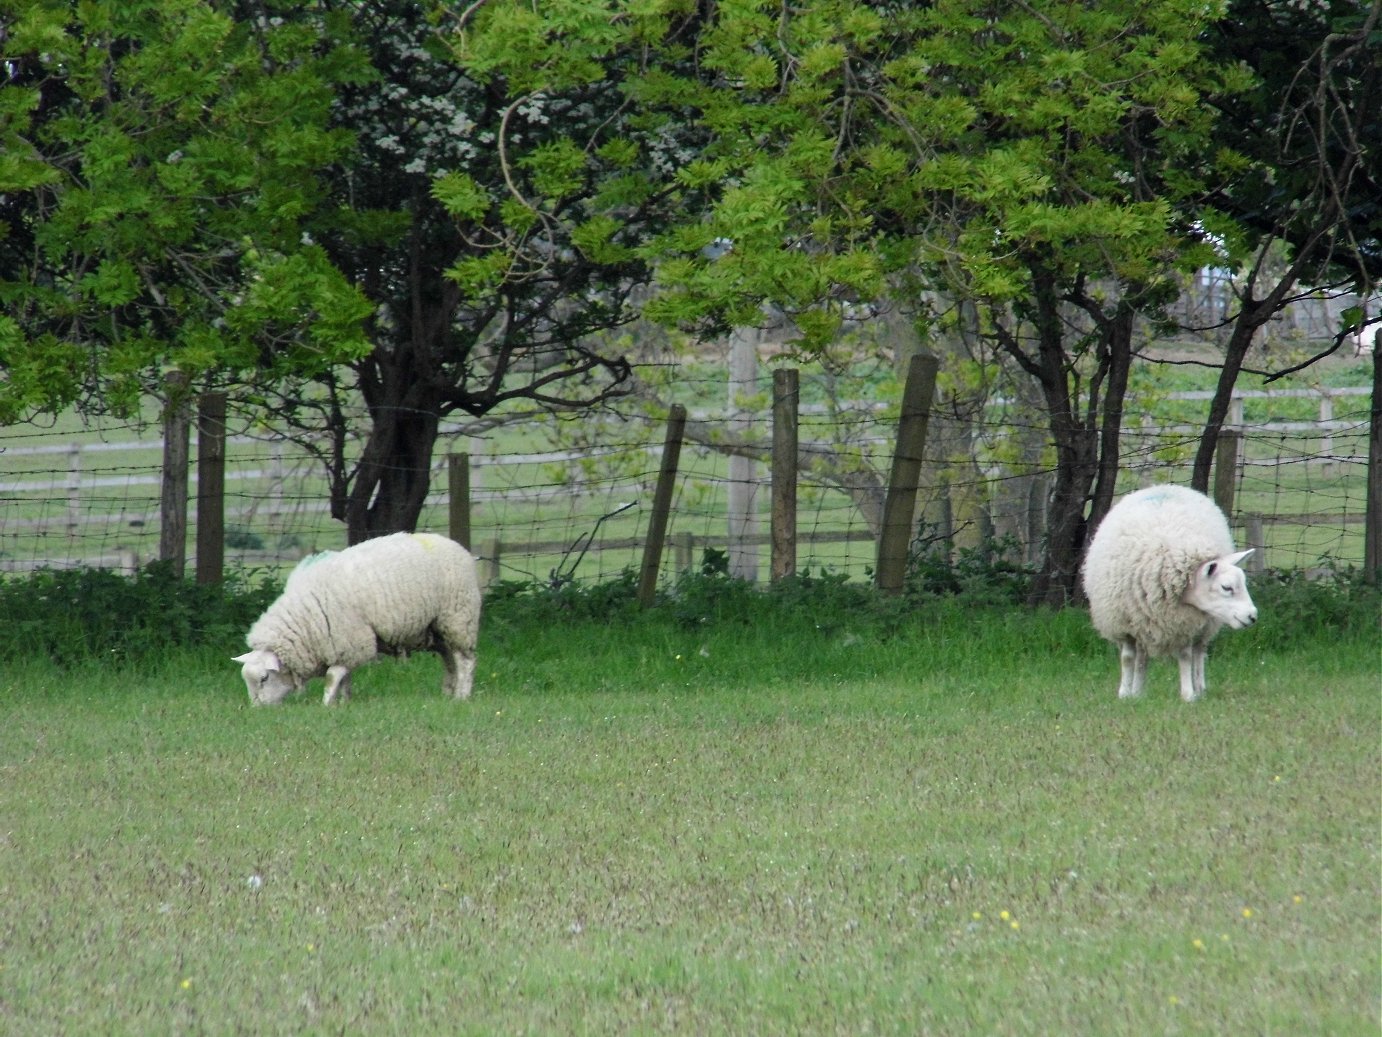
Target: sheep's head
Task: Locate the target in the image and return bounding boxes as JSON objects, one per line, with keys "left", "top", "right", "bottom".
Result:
{"left": 233, "top": 649, "right": 300, "bottom": 705}
{"left": 1182, "top": 550, "right": 1258, "bottom": 630}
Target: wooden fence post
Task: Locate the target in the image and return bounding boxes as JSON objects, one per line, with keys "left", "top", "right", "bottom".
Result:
{"left": 1213, "top": 428, "right": 1241, "bottom": 519}
{"left": 638, "top": 404, "right": 687, "bottom": 607}
{"left": 1365, "top": 332, "right": 1381, "bottom": 584}
{"left": 674, "top": 531, "right": 695, "bottom": 574}
{"left": 727, "top": 326, "right": 761, "bottom": 580}
{"left": 876, "top": 354, "right": 939, "bottom": 594}
{"left": 195, "top": 392, "right": 227, "bottom": 584}
{"left": 771, "top": 368, "right": 798, "bottom": 583}
{"left": 481, "top": 537, "right": 502, "bottom": 588}
{"left": 448, "top": 452, "right": 471, "bottom": 548}
{"left": 66, "top": 444, "right": 80, "bottom": 543}
{"left": 159, "top": 372, "right": 191, "bottom": 577}
{"left": 1245, "top": 514, "right": 1266, "bottom": 574}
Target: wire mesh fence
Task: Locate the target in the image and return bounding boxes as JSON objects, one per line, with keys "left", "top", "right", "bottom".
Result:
{"left": 0, "top": 367, "right": 1372, "bottom": 585}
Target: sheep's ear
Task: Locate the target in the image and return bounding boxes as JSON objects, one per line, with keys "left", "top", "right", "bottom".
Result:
{"left": 1201, "top": 561, "right": 1218, "bottom": 579}
{"left": 1224, "top": 549, "right": 1254, "bottom": 568}
{"left": 233, "top": 650, "right": 280, "bottom": 672}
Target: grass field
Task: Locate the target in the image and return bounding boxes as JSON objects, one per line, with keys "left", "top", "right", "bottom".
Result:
{"left": 2, "top": 600, "right": 1377, "bottom": 1034}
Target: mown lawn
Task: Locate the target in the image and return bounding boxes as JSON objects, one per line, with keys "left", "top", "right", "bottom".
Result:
{"left": 1, "top": 602, "right": 1377, "bottom": 1034}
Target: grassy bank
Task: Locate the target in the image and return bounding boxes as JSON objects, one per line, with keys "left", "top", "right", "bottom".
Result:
{"left": 1, "top": 596, "right": 1378, "bottom": 1034}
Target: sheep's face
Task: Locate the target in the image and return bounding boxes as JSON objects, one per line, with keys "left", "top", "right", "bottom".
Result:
{"left": 1183, "top": 550, "right": 1258, "bottom": 630}
{"left": 233, "top": 649, "right": 299, "bottom": 705}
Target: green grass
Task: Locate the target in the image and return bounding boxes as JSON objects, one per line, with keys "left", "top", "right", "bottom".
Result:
{"left": 2, "top": 602, "right": 1377, "bottom": 1034}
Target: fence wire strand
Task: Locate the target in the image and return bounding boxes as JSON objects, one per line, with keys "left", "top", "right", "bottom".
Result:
{"left": 0, "top": 371, "right": 1372, "bottom": 583}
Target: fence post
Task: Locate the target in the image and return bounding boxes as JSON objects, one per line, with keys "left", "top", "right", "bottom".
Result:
{"left": 727, "top": 326, "right": 761, "bottom": 580}
{"left": 638, "top": 404, "right": 687, "bottom": 607}
{"left": 480, "top": 537, "right": 502, "bottom": 588}
{"left": 1213, "top": 429, "right": 1241, "bottom": 519}
{"left": 1366, "top": 332, "right": 1381, "bottom": 584}
{"left": 66, "top": 444, "right": 81, "bottom": 543}
{"left": 674, "top": 531, "right": 695, "bottom": 574}
{"left": 1245, "top": 514, "right": 1266, "bottom": 574}
{"left": 267, "top": 440, "right": 285, "bottom": 535}
{"left": 195, "top": 392, "right": 227, "bottom": 585}
{"left": 876, "top": 353, "right": 939, "bottom": 595}
{"left": 159, "top": 372, "right": 191, "bottom": 577}
{"left": 771, "top": 368, "right": 798, "bottom": 583}
{"left": 448, "top": 452, "right": 471, "bottom": 548}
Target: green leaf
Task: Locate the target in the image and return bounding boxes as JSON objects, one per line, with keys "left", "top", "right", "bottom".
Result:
{"left": 572, "top": 216, "right": 634, "bottom": 265}
{"left": 522, "top": 139, "right": 588, "bottom": 202}
{"left": 432, "top": 171, "right": 492, "bottom": 221}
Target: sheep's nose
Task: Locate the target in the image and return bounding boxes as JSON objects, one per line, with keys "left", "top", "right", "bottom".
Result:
{"left": 1246, "top": 610, "right": 1258, "bottom": 625}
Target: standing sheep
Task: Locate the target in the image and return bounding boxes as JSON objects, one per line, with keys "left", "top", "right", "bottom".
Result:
{"left": 233, "top": 532, "right": 480, "bottom": 705}
{"left": 1081, "top": 485, "right": 1258, "bottom": 702}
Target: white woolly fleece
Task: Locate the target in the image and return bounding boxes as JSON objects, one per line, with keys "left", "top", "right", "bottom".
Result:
{"left": 246, "top": 532, "right": 480, "bottom": 689}
{"left": 1082, "top": 485, "right": 1236, "bottom": 658}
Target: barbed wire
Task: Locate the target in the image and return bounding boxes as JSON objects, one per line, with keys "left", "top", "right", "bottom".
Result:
{"left": 0, "top": 374, "right": 1371, "bottom": 582}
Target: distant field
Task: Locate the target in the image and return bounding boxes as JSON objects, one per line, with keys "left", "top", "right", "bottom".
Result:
{"left": 1, "top": 604, "right": 1377, "bottom": 1034}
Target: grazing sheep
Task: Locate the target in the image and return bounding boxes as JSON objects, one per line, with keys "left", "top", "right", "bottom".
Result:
{"left": 233, "top": 532, "right": 480, "bottom": 706}
{"left": 1081, "top": 485, "right": 1257, "bottom": 702}
{"left": 286, "top": 549, "right": 337, "bottom": 584}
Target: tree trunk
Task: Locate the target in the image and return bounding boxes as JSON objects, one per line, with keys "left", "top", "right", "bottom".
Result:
{"left": 1191, "top": 309, "right": 1262, "bottom": 493}
{"left": 1031, "top": 435, "right": 1098, "bottom": 607}
{"left": 1086, "top": 304, "right": 1136, "bottom": 543}
{"left": 345, "top": 403, "right": 442, "bottom": 543}
{"left": 1191, "top": 238, "right": 1325, "bottom": 493}
{"left": 1022, "top": 267, "right": 1101, "bottom": 608}
{"left": 1014, "top": 276, "right": 1136, "bottom": 607}
{"left": 345, "top": 346, "right": 445, "bottom": 545}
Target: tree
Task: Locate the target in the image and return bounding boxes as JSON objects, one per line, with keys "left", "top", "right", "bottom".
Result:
{"left": 0, "top": 1, "right": 374, "bottom": 423}
{"left": 287, "top": 0, "right": 706, "bottom": 541}
{"left": 625, "top": 0, "right": 1252, "bottom": 604}
{"left": 1187, "top": 0, "right": 1381, "bottom": 492}
{"left": 3, "top": 0, "right": 710, "bottom": 544}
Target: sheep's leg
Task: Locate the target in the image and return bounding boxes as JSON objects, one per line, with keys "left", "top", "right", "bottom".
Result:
{"left": 1176, "top": 646, "right": 1201, "bottom": 702}
{"left": 1191, "top": 643, "right": 1208, "bottom": 700}
{"left": 441, "top": 646, "right": 476, "bottom": 700}
{"left": 1117, "top": 639, "right": 1147, "bottom": 699}
{"left": 323, "top": 665, "right": 352, "bottom": 705}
